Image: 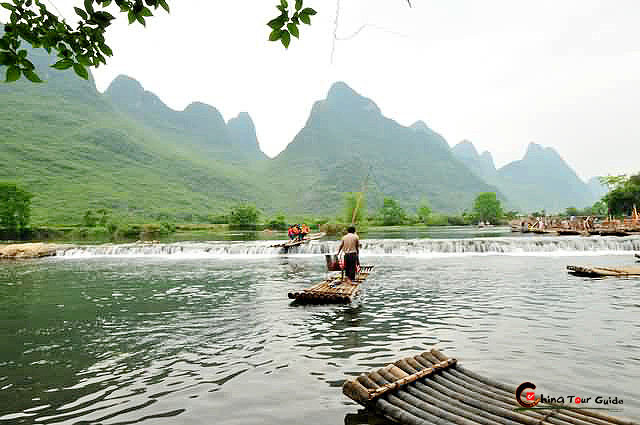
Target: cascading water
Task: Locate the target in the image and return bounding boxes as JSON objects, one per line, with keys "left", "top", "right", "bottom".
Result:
{"left": 56, "top": 236, "right": 640, "bottom": 258}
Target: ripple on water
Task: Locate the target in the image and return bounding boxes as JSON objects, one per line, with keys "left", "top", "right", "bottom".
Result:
{"left": 0, "top": 254, "right": 638, "bottom": 423}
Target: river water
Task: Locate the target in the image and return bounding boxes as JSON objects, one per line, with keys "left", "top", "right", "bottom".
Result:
{"left": 1, "top": 228, "right": 639, "bottom": 424}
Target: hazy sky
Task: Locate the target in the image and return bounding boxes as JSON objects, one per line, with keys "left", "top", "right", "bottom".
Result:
{"left": 6, "top": 1, "right": 640, "bottom": 180}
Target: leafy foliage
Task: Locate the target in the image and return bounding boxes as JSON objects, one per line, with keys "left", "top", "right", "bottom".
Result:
{"left": 1, "top": 0, "right": 317, "bottom": 83}
{"left": 602, "top": 173, "right": 640, "bottom": 216}
{"left": 228, "top": 204, "right": 260, "bottom": 227}
{"left": 376, "top": 197, "right": 408, "bottom": 226}
{"left": 266, "top": 0, "right": 316, "bottom": 48}
{"left": 416, "top": 199, "right": 432, "bottom": 224}
{"left": 472, "top": 192, "right": 503, "bottom": 224}
{"left": 0, "top": 181, "right": 32, "bottom": 232}
{"left": 266, "top": 213, "right": 287, "bottom": 230}
{"left": 0, "top": 0, "right": 170, "bottom": 82}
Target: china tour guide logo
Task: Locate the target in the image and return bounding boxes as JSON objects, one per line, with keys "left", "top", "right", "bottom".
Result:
{"left": 515, "top": 382, "right": 624, "bottom": 412}
{"left": 516, "top": 382, "right": 540, "bottom": 408}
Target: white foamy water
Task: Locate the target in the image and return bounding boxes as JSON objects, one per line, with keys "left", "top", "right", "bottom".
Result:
{"left": 55, "top": 236, "right": 640, "bottom": 259}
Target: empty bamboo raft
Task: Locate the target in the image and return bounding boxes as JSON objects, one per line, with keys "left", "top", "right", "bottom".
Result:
{"left": 288, "top": 265, "right": 374, "bottom": 304}
{"left": 343, "top": 348, "right": 637, "bottom": 425}
{"left": 567, "top": 265, "right": 640, "bottom": 277}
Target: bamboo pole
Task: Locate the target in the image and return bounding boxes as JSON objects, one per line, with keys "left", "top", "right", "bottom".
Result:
{"left": 386, "top": 393, "right": 481, "bottom": 425}
{"left": 406, "top": 384, "right": 523, "bottom": 425}
{"left": 375, "top": 398, "right": 433, "bottom": 425}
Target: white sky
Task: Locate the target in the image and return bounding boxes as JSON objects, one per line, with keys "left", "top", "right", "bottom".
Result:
{"left": 6, "top": 0, "right": 640, "bottom": 180}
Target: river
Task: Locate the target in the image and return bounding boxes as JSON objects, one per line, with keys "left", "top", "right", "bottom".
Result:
{"left": 1, "top": 228, "right": 639, "bottom": 424}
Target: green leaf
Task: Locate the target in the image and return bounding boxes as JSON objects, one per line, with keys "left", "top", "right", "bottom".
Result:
{"left": 295, "top": 0, "right": 302, "bottom": 11}
{"left": 77, "top": 54, "right": 91, "bottom": 66}
{"left": 299, "top": 12, "right": 310, "bottom": 25}
{"left": 0, "top": 38, "right": 8, "bottom": 50}
{"left": 102, "top": 0, "right": 112, "bottom": 6}
{"left": 84, "top": 0, "right": 94, "bottom": 14}
{"left": 301, "top": 7, "right": 316, "bottom": 15}
{"left": 23, "top": 70, "right": 42, "bottom": 83}
{"left": 1, "top": 2, "right": 15, "bottom": 11}
{"left": 159, "top": 0, "right": 169, "bottom": 12}
{"left": 128, "top": 10, "right": 135, "bottom": 24}
{"left": 18, "top": 49, "right": 27, "bottom": 58}
{"left": 51, "top": 59, "right": 73, "bottom": 70}
{"left": 5, "top": 65, "right": 20, "bottom": 82}
{"left": 136, "top": 15, "right": 146, "bottom": 26}
{"left": 74, "top": 7, "right": 88, "bottom": 20}
{"left": 280, "top": 0, "right": 288, "bottom": 9}
{"left": 268, "top": 29, "right": 282, "bottom": 41}
{"left": 287, "top": 22, "right": 299, "bottom": 38}
{"left": 280, "top": 30, "right": 291, "bottom": 48}
{"left": 73, "top": 62, "right": 89, "bottom": 80}
{"left": 267, "top": 16, "right": 285, "bottom": 29}
{"left": 99, "top": 43, "right": 113, "bottom": 56}
{"left": 141, "top": 7, "right": 152, "bottom": 16}
{"left": 0, "top": 52, "right": 13, "bottom": 66}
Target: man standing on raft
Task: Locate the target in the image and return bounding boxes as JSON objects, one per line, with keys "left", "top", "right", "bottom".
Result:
{"left": 337, "top": 226, "right": 360, "bottom": 284}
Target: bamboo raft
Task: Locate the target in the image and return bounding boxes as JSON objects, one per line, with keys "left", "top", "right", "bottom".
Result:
{"left": 567, "top": 265, "right": 640, "bottom": 277}
{"left": 269, "top": 232, "right": 326, "bottom": 249}
{"left": 343, "top": 348, "right": 637, "bottom": 425}
{"left": 287, "top": 265, "right": 374, "bottom": 304}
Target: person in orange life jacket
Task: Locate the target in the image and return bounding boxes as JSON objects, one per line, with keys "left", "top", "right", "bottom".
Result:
{"left": 291, "top": 225, "right": 301, "bottom": 241}
{"left": 300, "top": 224, "right": 310, "bottom": 240}
{"left": 288, "top": 225, "right": 296, "bottom": 240}
{"left": 336, "top": 226, "right": 360, "bottom": 284}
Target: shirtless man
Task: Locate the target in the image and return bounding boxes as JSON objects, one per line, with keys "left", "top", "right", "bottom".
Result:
{"left": 337, "top": 226, "right": 360, "bottom": 284}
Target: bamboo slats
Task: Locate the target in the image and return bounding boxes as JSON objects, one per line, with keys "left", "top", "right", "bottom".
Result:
{"left": 343, "top": 348, "right": 637, "bottom": 425}
{"left": 567, "top": 265, "right": 640, "bottom": 277}
{"left": 288, "top": 265, "right": 374, "bottom": 304}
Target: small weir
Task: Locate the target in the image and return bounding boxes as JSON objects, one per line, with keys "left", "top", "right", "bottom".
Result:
{"left": 55, "top": 236, "right": 640, "bottom": 258}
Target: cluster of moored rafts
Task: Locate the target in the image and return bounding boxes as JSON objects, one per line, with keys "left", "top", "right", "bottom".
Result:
{"left": 343, "top": 348, "right": 637, "bottom": 425}
{"left": 288, "top": 265, "right": 374, "bottom": 304}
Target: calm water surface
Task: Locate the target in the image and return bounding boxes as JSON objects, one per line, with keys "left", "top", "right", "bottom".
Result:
{"left": 1, "top": 231, "right": 639, "bottom": 424}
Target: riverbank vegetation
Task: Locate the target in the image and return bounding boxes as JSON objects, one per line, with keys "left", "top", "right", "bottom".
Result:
{"left": 5, "top": 172, "right": 639, "bottom": 243}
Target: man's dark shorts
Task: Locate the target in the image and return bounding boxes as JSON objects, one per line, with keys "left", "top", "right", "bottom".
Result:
{"left": 344, "top": 252, "right": 358, "bottom": 280}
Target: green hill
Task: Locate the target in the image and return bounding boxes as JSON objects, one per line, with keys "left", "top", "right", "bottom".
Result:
{"left": 265, "top": 82, "right": 503, "bottom": 214}
{"left": 0, "top": 41, "right": 269, "bottom": 224}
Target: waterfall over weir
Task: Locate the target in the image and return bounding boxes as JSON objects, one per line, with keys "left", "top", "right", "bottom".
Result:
{"left": 56, "top": 236, "right": 640, "bottom": 259}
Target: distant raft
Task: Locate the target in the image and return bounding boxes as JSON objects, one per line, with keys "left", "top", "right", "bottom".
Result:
{"left": 287, "top": 265, "right": 374, "bottom": 304}
{"left": 343, "top": 348, "right": 637, "bottom": 425}
{"left": 567, "top": 265, "right": 640, "bottom": 277}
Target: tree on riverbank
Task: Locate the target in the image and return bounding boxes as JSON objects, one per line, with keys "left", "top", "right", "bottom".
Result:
{"left": 228, "top": 204, "right": 261, "bottom": 228}
{"left": 471, "top": 192, "right": 503, "bottom": 224}
{"left": 603, "top": 173, "right": 640, "bottom": 216}
{"left": 416, "top": 200, "right": 432, "bottom": 224}
{"left": 377, "top": 197, "right": 408, "bottom": 226}
{"left": 0, "top": 182, "right": 32, "bottom": 233}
